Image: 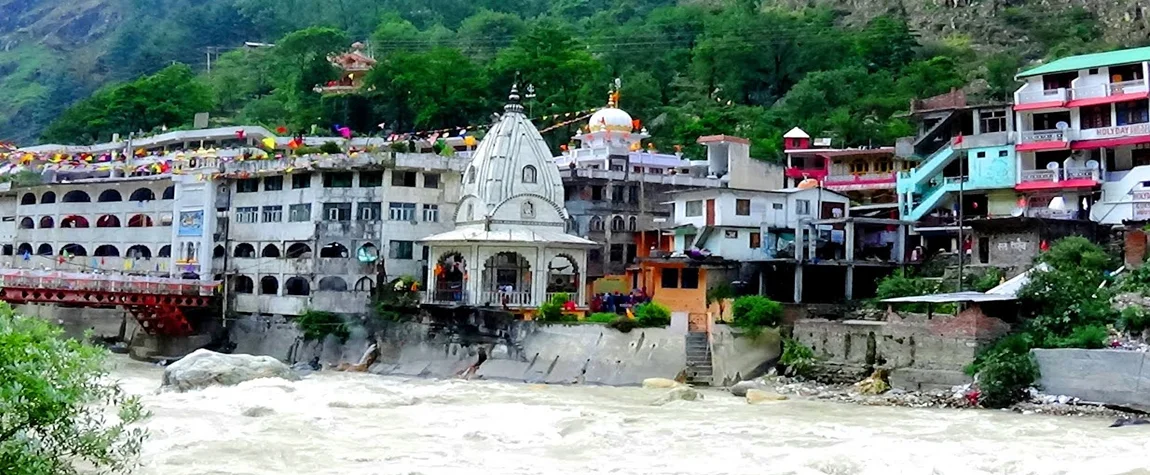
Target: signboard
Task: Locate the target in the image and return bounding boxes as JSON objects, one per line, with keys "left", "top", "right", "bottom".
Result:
{"left": 1095, "top": 123, "right": 1150, "bottom": 137}
{"left": 178, "top": 210, "right": 204, "bottom": 237}
{"left": 1135, "top": 203, "right": 1150, "bottom": 220}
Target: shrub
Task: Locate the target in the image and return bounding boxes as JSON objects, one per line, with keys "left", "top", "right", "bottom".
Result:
{"left": 389, "top": 141, "right": 409, "bottom": 153}
{"left": 586, "top": 312, "right": 617, "bottom": 324}
{"left": 779, "top": 338, "right": 817, "bottom": 378}
{"left": 874, "top": 270, "right": 938, "bottom": 312}
{"left": 731, "top": 295, "right": 783, "bottom": 331}
{"left": 537, "top": 293, "right": 576, "bottom": 323}
{"left": 1119, "top": 265, "right": 1150, "bottom": 295}
{"left": 633, "top": 302, "right": 671, "bottom": 327}
{"left": 1051, "top": 325, "right": 1110, "bottom": 349}
{"left": 297, "top": 310, "right": 350, "bottom": 342}
{"left": 1019, "top": 237, "right": 1116, "bottom": 343}
{"left": 293, "top": 145, "right": 322, "bottom": 155}
{"left": 0, "top": 303, "right": 148, "bottom": 473}
{"left": 319, "top": 141, "right": 343, "bottom": 154}
{"left": 1119, "top": 306, "right": 1150, "bottom": 334}
{"left": 970, "top": 268, "right": 1004, "bottom": 292}
{"left": 967, "top": 333, "right": 1039, "bottom": 408}
{"left": 607, "top": 317, "right": 638, "bottom": 333}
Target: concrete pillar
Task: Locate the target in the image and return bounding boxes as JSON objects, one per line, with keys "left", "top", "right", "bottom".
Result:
{"left": 426, "top": 249, "right": 438, "bottom": 302}
{"left": 895, "top": 224, "right": 907, "bottom": 264}
{"left": 844, "top": 221, "right": 856, "bottom": 262}
{"left": 467, "top": 245, "right": 481, "bottom": 305}
{"left": 844, "top": 265, "right": 854, "bottom": 301}
{"left": 577, "top": 249, "right": 588, "bottom": 306}
{"left": 533, "top": 245, "right": 546, "bottom": 307}
{"left": 758, "top": 268, "right": 766, "bottom": 295}
{"left": 793, "top": 264, "right": 804, "bottom": 303}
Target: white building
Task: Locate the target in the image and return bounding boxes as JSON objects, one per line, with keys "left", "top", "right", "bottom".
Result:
{"left": 422, "top": 87, "right": 596, "bottom": 308}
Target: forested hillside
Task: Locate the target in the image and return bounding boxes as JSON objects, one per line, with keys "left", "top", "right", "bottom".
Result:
{"left": 1, "top": 0, "right": 1146, "bottom": 158}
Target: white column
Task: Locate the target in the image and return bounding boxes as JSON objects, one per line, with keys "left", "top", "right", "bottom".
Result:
{"left": 533, "top": 245, "right": 546, "bottom": 307}
{"left": 578, "top": 249, "right": 588, "bottom": 306}
{"left": 468, "top": 244, "right": 481, "bottom": 306}
{"left": 425, "top": 247, "right": 437, "bottom": 303}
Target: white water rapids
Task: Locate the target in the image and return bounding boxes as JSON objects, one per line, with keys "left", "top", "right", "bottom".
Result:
{"left": 108, "top": 356, "right": 1150, "bottom": 475}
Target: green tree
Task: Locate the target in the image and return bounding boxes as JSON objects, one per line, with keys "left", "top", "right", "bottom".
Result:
{"left": 854, "top": 15, "right": 918, "bottom": 71}
{"left": 1018, "top": 236, "right": 1116, "bottom": 344}
{"left": 731, "top": 295, "right": 783, "bottom": 331}
{"left": 367, "top": 47, "right": 490, "bottom": 131}
{"left": 0, "top": 304, "right": 147, "bottom": 474}
{"left": 490, "top": 22, "right": 604, "bottom": 115}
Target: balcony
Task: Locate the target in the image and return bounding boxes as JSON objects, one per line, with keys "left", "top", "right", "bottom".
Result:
{"left": 1015, "top": 88, "right": 1069, "bottom": 111}
{"left": 784, "top": 166, "right": 826, "bottom": 180}
{"left": 1068, "top": 80, "right": 1149, "bottom": 107}
{"left": 823, "top": 172, "right": 896, "bottom": 191}
{"left": 1017, "top": 129, "right": 1072, "bottom": 152}
{"left": 1017, "top": 166, "right": 1101, "bottom": 191}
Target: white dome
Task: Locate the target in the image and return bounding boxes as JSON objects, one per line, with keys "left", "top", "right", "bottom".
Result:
{"left": 588, "top": 107, "right": 634, "bottom": 133}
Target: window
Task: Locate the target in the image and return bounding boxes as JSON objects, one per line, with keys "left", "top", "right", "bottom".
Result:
{"left": 1117, "top": 100, "right": 1150, "bottom": 126}
{"left": 323, "top": 202, "right": 352, "bottom": 221}
{"left": 849, "top": 161, "right": 867, "bottom": 174}
{"left": 591, "top": 186, "right": 603, "bottom": 201}
{"left": 680, "top": 268, "right": 699, "bottom": 289}
{"left": 292, "top": 173, "right": 311, "bottom": 189}
{"left": 261, "top": 206, "right": 283, "bottom": 223}
{"left": 661, "top": 268, "right": 679, "bottom": 288}
{"left": 389, "top": 240, "right": 414, "bottom": 259}
{"left": 589, "top": 248, "right": 602, "bottom": 262}
{"left": 736, "top": 199, "right": 751, "bottom": 216}
{"left": 724, "top": 230, "right": 738, "bottom": 239}
{"left": 323, "top": 172, "right": 353, "bottom": 188}
{"left": 749, "top": 232, "right": 762, "bottom": 248}
{"left": 998, "top": 150, "right": 1009, "bottom": 157}
{"left": 796, "top": 199, "right": 812, "bottom": 215}
{"left": 423, "top": 173, "right": 440, "bottom": 189}
{"left": 633, "top": 166, "right": 643, "bottom": 173}
{"left": 628, "top": 216, "right": 637, "bottom": 231}
{"left": 611, "top": 216, "right": 626, "bottom": 232}
{"left": 358, "top": 202, "right": 381, "bottom": 221}
{"left": 978, "top": 110, "right": 1007, "bottom": 133}
{"left": 236, "top": 207, "right": 258, "bottom": 223}
{"left": 237, "top": 179, "right": 258, "bottom": 193}
{"left": 467, "top": 166, "right": 476, "bottom": 184}
{"left": 628, "top": 186, "right": 639, "bottom": 203}
{"left": 649, "top": 168, "right": 663, "bottom": 174}
{"left": 391, "top": 171, "right": 417, "bottom": 187}
{"left": 976, "top": 151, "right": 986, "bottom": 158}
{"left": 610, "top": 164, "right": 624, "bottom": 171}
{"left": 389, "top": 202, "right": 416, "bottom": 221}
{"left": 359, "top": 171, "right": 383, "bottom": 187}
{"left": 423, "top": 204, "right": 439, "bottom": 222}
{"left": 590, "top": 216, "right": 604, "bottom": 232}
{"left": 610, "top": 244, "right": 624, "bottom": 262}
{"left": 874, "top": 159, "right": 892, "bottom": 173}
{"left": 772, "top": 203, "right": 784, "bottom": 210}
{"left": 264, "top": 176, "right": 283, "bottom": 191}
{"left": 612, "top": 185, "right": 624, "bottom": 203}
{"left": 626, "top": 244, "right": 637, "bottom": 263}
{"left": 1081, "top": 104, "right": 1112, "bottom": 129}
{"left": 522, "top": 165, "right": 538, "bottom": 183}
{"left": 685, "top": 200, "right": 703, "bottom": 217}
{"left": 289, "top": 204, "right": 311, "bottom": 222}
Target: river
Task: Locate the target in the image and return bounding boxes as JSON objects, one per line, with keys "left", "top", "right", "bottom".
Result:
{"left": 108, "top": 356, "right": 1150, "bottom": 475}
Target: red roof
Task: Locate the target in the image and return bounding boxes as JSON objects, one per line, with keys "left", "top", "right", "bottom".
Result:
{"left": 1070, "top": 134, "right": 1150, "bottom": 150}
{"left": 1015, "top": 178, "right": 1099, "bottom": 191}
{"left": 1066, "top": 92, "right": 1150, "bottom": 108}
{"left": 1016, "top": 141, "right": 1069, "bottom": 152}
{"left": 1014, "top": 101, "right": 1066, "bottom": 112}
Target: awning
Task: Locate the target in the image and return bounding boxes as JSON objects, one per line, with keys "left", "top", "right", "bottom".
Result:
{"left": 1013, "top": 101, "right": 1066, "bottom": 112}
{"left": 1014, "top": 178, "right": 1100, "bottom": 191}
{"left": 1016, "top": 141, "right": 1070, "bottom": 152}
{"left": 1066, "top": 92, "right": 1150, "bottom": 108}
{"left": 882, "top": 291, "right": 1016, "bottom": 304}
{"left": 1070, "top": 134, "right": 1150, "bottom": 150}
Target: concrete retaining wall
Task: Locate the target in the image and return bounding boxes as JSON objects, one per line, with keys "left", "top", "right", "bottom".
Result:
{"left": 16, "top": 303, "right": 139, "bottom": 340}
{"left": 710, "top": 325, "right": 782, "bottom": 386}
{"left": 1032, "top": 349, "right": 1150, "bottom": 408}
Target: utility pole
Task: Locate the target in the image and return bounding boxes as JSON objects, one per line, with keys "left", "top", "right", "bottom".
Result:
{"left": 957, "top": 151, "right": 965, "bottom": 292}
{"left": 206, "top": 47, "right": 214, "bottom": 75}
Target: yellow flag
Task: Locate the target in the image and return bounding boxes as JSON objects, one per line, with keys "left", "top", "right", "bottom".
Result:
{"left": 262, "top": 137, "right": 276, "bottom": 149}
{"left": 626, "top": 308, "right": 635, "bottom": 320}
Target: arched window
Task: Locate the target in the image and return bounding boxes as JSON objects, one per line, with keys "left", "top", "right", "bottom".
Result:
{"left": 590, "top": 216, "right": 604, "bottom": 232}
{"left": 611, "top": 216, "right": 625, "bottom": 232}
{"left": 96, "top": 215, "right": 120, "bottom": 228}
{"left": 126, "top": 245, "right": 152, "bottom": 259}
{"left": 129, "top": 188, "right": 155, "bottom": 202}
{"left": 356, "top": 243, "right": 379, "bottom": 262}
{"left": 94, "top": 245, "right": 120, "bottom": 257}
{"left": 285, "top": 276, "right": 310, "bottom": 296}
{"left": 158, "top": 245, "right": 171, "bottom": 258}
{"left": 522, "top": 165, "right": 538, "bottom": 184}
{"left": 20, "top": 193, "right": 35, "bottom": 205}
{"left": 1, "top": 245, "right": 11, "bottom": 256}
{"left": 318, "top": 276, "right": 348, "bottom": 291}
{"left": 18, "top": 217, "right": 33, "bottom": 229}
{"left": 286, "top": 243, "right": 312, "bottom": 258}
{"left": 213, "top": 245, "right": 226, "bottom": 258}
{"left": 97, "top": 190, "right": 122, "bottom": 202}
{"left": 16, "top": 243, "right": 33, "bottom": 255}
{"left": 40, "top": 191, "right": 55, "bottom": 204}
{"left": 127, "top": 214, "right": 153, "bottom": 227}
{"left": 62, "top": 191, "right": 89, "bottom": 203}
{"left": 36, "top": 244, "right": 53, "bottom": 255}
{"left": 60, "top": 244, "right": 86, "bottom": 256}
{"left": 354, "top": 277, "right": 375, "bottom": 292}
{"left": 260, "top": 276, "right": 279, "bottom": 295}
{"left": 628, "top": 216, "right": 638, "bottom": 232}
{"left": 39, "top": 216, "right": 54, "bottom": 229}
{"left": 162, "top": 186, "right": 175, "bottom": 200}
{"left": 466, "top": 166, "right": 476, "bottom": 184}
{"left": 261, "top": 244, "right": 281, "bottom": 258}
{"left": 234, "top": 276, "right": 254, "bottom": 294}
{"left": 319, "top": 242, "right": 349, "bottom": 258}
{"left": 233, "top": 243, "right": 256, "bottom": 258}
{"left": 61, "top": 215, "right": 89, "bottom": 228}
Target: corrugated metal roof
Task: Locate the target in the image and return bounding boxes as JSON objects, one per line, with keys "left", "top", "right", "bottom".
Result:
{"left": 1017, "top": 46, "right": 1150, "bottom": 78}
{"left": 881, "top": 292, "right": 1016, "bottom": 304}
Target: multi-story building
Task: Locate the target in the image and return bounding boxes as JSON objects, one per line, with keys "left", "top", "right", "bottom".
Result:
{"left": 783, "top": 127, "right": 903, "bottom": 205}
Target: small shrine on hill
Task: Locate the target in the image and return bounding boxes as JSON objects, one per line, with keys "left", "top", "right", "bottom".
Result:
{"left": 315, "top": 42, "right": 377, "bottom": 95}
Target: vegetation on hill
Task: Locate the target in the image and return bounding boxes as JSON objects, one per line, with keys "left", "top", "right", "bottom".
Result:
{"left": 0, "top": 0, "right": 1133, "bottom": 156}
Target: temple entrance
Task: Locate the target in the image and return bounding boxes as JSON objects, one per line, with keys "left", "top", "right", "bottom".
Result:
{"left": 546, "top": 254, "right": 579, "bottom": 303}
{"left": 482, "top": 252, "right": 532, "bottom": 306}
{"left": 433, "top": 252, "right": 467, "bottom": 302}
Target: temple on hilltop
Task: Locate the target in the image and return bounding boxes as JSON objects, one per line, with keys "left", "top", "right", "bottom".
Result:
{"left": 315, "top": 42, "right": 377, "bottom": 95}
{"left": 421, "top": 86, "right": 597, "bottom": 311}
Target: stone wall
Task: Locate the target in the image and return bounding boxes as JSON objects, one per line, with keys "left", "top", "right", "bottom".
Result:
{"left": 1032, "top": 349, "right": 1150, "bottom": 409}
{"left": 710, "top": 326, "right": 782, "bottom": 386}
{"left": 17, "top": 303, "right": 138, "bottom": 340}
{"left": 794, "top": 307, "right": 1009, "bottom": 391}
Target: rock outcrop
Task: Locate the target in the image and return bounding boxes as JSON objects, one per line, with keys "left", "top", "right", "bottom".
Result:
{"left": 162, "top": 349, "right": 299, "bottom": 391}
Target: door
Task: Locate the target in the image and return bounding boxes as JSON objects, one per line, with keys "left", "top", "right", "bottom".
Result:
{"left": 978, "top": 237, "right": 990, "bottom": 264}
{"left": 705, "top": 199, "right": 715, "bottom": 226}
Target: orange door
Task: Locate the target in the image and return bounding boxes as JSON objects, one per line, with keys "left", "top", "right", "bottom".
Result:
{"left": 705, "top": 199, "right": 715, "bottom": 226}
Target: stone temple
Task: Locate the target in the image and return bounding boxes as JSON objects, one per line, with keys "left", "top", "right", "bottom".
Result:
{"left": 421, "top": 86, "right": 596, "bottom": 309}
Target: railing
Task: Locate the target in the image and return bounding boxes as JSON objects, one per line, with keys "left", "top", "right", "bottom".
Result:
{"left": 0, "top": 270, "right": 217, "bottom": 296}
{"left": 1019, "top": 129, "right": 1068, "bottom": 144}
{"left": 478, "top": 291, "right": 534, "bottom": 307}
{"left": 824, "top": 172, "right": 895, "bottom": 184}
{"left": 1073, "top": 80, "right": 1149, "bottom": 100}
{"left": 1019, "top": 167, "right": 1101, "bottom": 183}
{"left": 1020, "top": 169, "right": 1059, "bottom": 182}
{"left": 423, "top": 289, "right": 470, "bottom": 304}
{"left": 559, "top": 167, "right": 722, "bottom": 187}
{"left": 1017, "top": 88, "right": 1068, "bottom": 105}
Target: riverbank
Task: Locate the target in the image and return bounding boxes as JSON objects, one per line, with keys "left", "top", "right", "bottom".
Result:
{"left": 740, "top": 374, "right": 1136, "bottom": 419}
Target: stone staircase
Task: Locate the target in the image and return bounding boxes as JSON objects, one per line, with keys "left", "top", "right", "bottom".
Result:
{"left": 685, "top": 332, "right": 713, "bottom": 386}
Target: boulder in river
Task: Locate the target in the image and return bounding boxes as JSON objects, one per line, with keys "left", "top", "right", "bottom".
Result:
{"left": 746, "top": 389, "right": 788, "bottom": 404}
{"left": 651, "top": 386, "right": 702, "bottom": 405}
{"left": 162, "top": 349, "right": 299, "bottom": 391}
{"left": 730, "top": 380, "right": 766, "bottom": 397}
{"left": 642, "top": 377, "right": 682, "bottom": 389}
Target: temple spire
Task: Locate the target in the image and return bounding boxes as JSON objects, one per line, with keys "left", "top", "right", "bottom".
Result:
{"left": 505, "top": 83, "right": 524, "bottom": 114}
